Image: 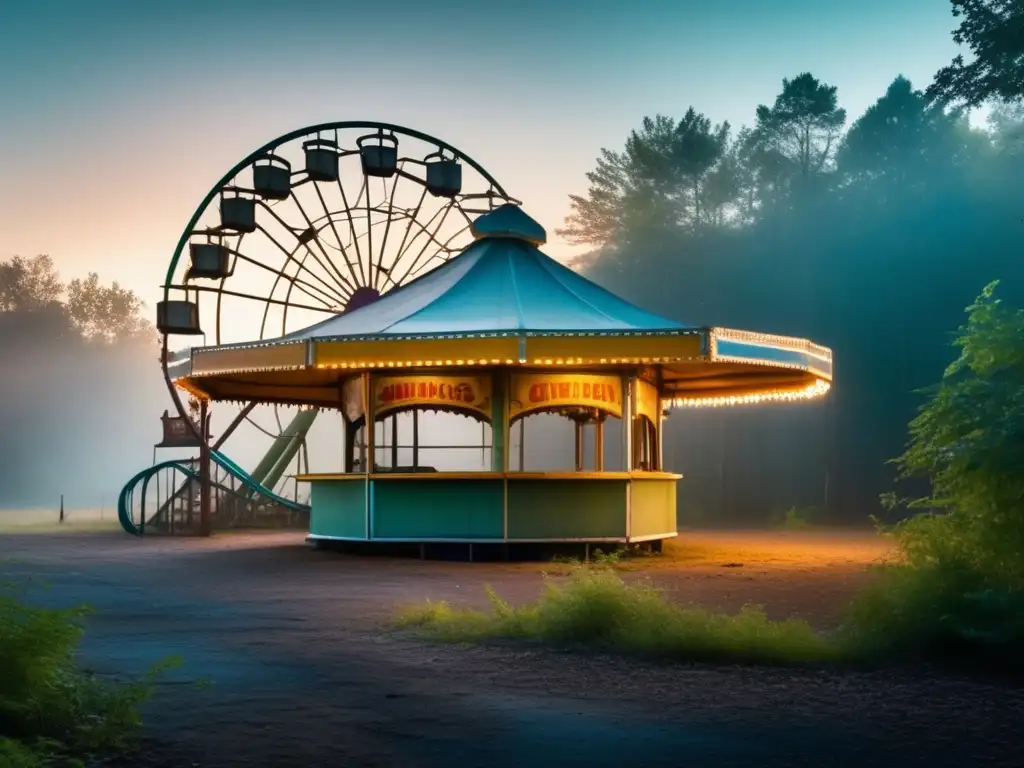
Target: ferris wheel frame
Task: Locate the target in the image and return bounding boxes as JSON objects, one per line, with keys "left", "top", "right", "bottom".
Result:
{"left": 158, "top": 120, "right": 517, "bottom": 451}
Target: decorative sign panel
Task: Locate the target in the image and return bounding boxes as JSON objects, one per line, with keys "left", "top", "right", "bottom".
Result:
{"left": 373, "top": 375, "right": 492, "bottom": 420}
{"left": 510, "top": 373, "right": 622, "bottom": 420}
{"left": 156, "top": 410, "right": 206, "bottom": 448}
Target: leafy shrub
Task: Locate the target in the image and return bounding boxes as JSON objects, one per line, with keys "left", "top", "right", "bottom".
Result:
{"left": 0, "top": 737, "right": 41, "bottom": 768}
{"left": 0, "top": 584, "right": 178, "bottom": 763}
{"left": 844, "top": 282, "right": 1024, "bottom": 665}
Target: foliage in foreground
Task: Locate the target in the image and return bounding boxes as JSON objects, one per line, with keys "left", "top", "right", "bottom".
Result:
{"left": 845, "top": 281, "right": 1024, "bottom": 665}
{"left": 397, "top": 566, "right": 836, "bottom": 665}
{"left": 0, "top": 585, "right": 178, "bottom": 765}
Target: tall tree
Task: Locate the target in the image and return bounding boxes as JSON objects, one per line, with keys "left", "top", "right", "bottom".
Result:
{"left": 0, "top": 254, "right": 63, "bottom": 312}
{"left": 929, "top": 0, "right": 1024, "bottom": 106}
{"left": 558, "top": 110, "right": 729, "bottom": 249}
{"left": 750, "top": 73, "right": 847, "bottom": 199}
{"left": 669, "top": 108, "right": 731, "bottom": 230}
{"left": 837, "top": 76, "right": 970, "bottom": 186}
{"left": 66, "top": 272, "right": 152, "bottom": 344}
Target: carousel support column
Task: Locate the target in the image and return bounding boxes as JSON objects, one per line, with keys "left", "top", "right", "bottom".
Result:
{"left": 622, "top": 376, "right": 634, "bottom": 540}
{"left": 491, "top": 371, "right": 510, "bottom": 542}
{"left": 343, "top": 414, "right": 354, "bottom": 473}
{"left": 595, "top": 418, "right": 605, "bottom": 472}
{"left": 363, "top": 372, "right": 375, "bottom": 539}
{"left": 412, "top": 409, "right": 420, "bottom": 469}
{"left": 574, "top": 421, "right": 584, "bottom": 471}
{"left": 390, "top": 413, "right": 398, "bottom": 469}
{"left": 657, "top": 400, "right": 665, "bottom": 471}
{"left": 198, "top": 398, "right": 213, "bottom": 537}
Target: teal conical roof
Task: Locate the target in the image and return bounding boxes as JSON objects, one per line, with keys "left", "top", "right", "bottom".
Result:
{"left": 286, "top": 205, "right": 686, "bottom": 340}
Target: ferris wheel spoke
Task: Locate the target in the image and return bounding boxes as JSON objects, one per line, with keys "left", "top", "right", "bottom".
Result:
{"left": 259, "top": 251, "right": 318, "bottom": 340}
{"left": 310, "top": 182, "right": 362, "bottom": 292}
{"left": 390, "top": 200, "right": 458, "bottom": 287}
{"left": 256, "top": 200, "right": 358, "bottom": 298}
{"left": 279, "top": 194, "right": 358, "bottom": 297}
{"left": 230, "top": 246, "right": 348, "bottom": 310}
{"left": 254, "top": 227, "right": 351, "bottom": 310}
{"left": 169, "top": 283, "right": 334, "bottom": 315}
{"left": 382, "top": 216, "right": 467, "bottom": 293}
{"left": 355, "top": 175, "right": 372, "bottom": 287}
{"left": 333, "top": 173, "right": 365, "bottom": 288}
{"left": 382, "top": 175, "right": 429, "bottom": 292}
{"left": 372, "top": 165, "right": 406, "bottom": 293}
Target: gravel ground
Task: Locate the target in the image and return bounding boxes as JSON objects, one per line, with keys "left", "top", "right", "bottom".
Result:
{"left": 2, "top": 529, "right": 1022, "bottom": 768}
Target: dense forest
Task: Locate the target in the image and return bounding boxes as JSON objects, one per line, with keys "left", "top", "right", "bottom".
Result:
{"left": 563, "top": 2, "right": 1024, "bottom": 525}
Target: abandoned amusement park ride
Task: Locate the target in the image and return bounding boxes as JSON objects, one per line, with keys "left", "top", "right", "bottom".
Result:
{"left": 117, "top": 121, "right": 833, "bottom": 557}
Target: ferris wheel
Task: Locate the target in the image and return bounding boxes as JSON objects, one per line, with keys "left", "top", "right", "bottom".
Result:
{"left": 156, "top": 121, "right": 518, "bottom": 494}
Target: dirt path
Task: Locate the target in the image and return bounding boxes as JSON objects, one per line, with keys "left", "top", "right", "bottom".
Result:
{"left": 3, "top": 530, "right": 1021, "bottom": 767}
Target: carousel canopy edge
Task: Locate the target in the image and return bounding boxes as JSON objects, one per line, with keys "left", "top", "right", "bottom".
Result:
{"left": 709, "top": 327, "right": 833, "bottom": 380}
{"left": 175, "top": 326, "right": 833, "bottom": 383}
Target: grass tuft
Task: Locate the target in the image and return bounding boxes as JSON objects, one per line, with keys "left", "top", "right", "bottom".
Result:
{"left": 397, "top": 565, "right": 836, "bottom": 665}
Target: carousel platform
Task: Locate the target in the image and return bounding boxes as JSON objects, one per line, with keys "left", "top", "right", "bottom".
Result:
{"left": 297, "top": 470, "right": 679, "bottom": 545}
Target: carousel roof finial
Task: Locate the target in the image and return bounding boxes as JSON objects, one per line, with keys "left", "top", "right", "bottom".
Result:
{"left": 470, "top": 203, "right": 547, "bottom": 246}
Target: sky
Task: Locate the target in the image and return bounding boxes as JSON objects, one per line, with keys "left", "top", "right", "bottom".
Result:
{"left": 0, "top": 0, "right": 965, "bottom": 314}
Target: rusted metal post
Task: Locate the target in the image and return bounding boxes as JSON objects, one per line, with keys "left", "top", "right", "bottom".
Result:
{"left": 199, "top": 399, "right": 213, "bottom": 537}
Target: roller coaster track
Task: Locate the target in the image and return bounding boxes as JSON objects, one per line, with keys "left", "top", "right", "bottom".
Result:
{"left": 117, "top": 449, "right": 309, "bottom": 536}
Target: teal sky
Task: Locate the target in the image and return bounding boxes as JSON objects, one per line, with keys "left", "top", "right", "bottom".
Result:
{"left": 0, "top": 0, "right": 963, "bottom": 310}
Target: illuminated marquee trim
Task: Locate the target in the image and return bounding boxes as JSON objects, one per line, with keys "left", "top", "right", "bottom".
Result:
{"left": 667, "top": 378, "right": 831, "bottom": 408}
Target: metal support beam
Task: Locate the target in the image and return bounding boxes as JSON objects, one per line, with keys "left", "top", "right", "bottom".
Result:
{"left": 622, "top": 376, "right": 634, "bottom": 472}
{"left": 574, "top": 421, "right": 584, "bottom": 471}
{"left": 199, "top": 399, "right": 212, "bottom": 537}
{"left": 391, "top": 413, "right": 399, "bottom": 468}
{"left": 212, "top": 401, "right": 256, "bottom": 451}
{"left": 412, "top": 409, "right": 420, "bottom": 469}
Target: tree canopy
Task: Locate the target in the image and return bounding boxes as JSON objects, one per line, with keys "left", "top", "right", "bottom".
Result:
{"left": 929, "top": 0, "right": 1024, "bottom": 106}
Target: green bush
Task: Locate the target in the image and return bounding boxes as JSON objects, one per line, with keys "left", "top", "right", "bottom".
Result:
{"left": 0, "top": 584, "right": 178, "bottom": 763}
{"left": 0, "top": 737, "right": 42, "bottom": 768}
{"left": 398, "top": 566, "right": 836, "bottom": 665}
{"left": 843, "top": 282, "right": 1024, "bottom": 665}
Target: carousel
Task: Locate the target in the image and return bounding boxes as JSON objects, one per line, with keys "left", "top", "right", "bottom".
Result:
{"left": 124, "top": 121, "right": 832, "bottom": 554}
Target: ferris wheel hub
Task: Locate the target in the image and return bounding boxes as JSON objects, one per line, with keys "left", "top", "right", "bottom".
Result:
{"left": 346, "top": 286, "right": 381, "bottom": 314}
